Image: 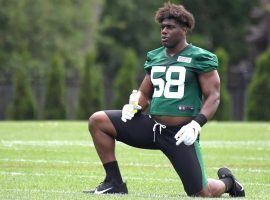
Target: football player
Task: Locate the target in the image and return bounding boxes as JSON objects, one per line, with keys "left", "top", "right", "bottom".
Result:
{"left": 84, "top": 2, "right": 245, "bottom": 197}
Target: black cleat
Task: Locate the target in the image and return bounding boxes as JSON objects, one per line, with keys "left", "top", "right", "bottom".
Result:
{"left": 83, "top": 181, "right": 128, "bottom": 194}
{"left": 218, "top": 167, "right": 245, "bottom": 197}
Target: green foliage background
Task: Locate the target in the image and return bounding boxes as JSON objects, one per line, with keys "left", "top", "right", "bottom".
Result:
{"left": 6, "top": 67, "right": 37, "bottom": 120}
{"left": 247, "top": 48, "right": 270, "bottom": 121}
{"left": 44, "top": 54, "right": 66, "bottom": 119}
{"left": 96, "top": 0, "right": 163, "bottom": 76}
{"left": 113, "top": 49, "right": 138, "bottom": 108}
{"left": 0, "top": 0, "right": 99, "bottom": 75}
{"left": 77, "top": 51, "right": 104, "bottom": 119}
{"left": 179, "top": 0, "right": 258, "bottom": 62}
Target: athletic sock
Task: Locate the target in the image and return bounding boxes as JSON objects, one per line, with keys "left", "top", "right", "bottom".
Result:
{"left": 220, "top": 177, "right": 233, "bottom": 192}
{"left": 103, "top": 161, "right": 123, "bottom": 184}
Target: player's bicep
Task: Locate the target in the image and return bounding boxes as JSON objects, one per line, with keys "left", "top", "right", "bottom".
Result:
{"left": 198, "top": 70, "right": 220, "bottom": 119}
{"left": 199, "top": 70, "right": 220, "bottom": 99}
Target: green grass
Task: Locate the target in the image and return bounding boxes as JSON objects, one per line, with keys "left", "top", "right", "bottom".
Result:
{"left": 0, "top": 121, "right": 269, "bottom": 199}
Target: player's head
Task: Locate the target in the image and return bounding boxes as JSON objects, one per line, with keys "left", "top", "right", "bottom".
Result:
{"left": 155, "top": 2, "right": 195, "bottom": 31}
{"left": 155, "top": 2, "right": 195, "bottom": 48}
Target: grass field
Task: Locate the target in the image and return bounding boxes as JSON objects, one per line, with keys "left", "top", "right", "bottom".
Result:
{"left": 0, "top": 121, "right": 269, "bottom": 199}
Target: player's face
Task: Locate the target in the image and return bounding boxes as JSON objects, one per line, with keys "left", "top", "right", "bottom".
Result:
{"left": 160, "top": 19, "right": 186, "bottom": 48}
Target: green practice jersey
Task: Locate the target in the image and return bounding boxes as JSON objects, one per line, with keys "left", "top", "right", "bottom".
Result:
{"left": 144, "top": 44, "right": 218, "bottom": 117}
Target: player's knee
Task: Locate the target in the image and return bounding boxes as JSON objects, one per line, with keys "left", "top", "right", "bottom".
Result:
{"left": 191, "top": 186, "right": 212, "bottom": 197}
{"left": 193, "top": 182, "right": 222, "bottom": 197}
{"left": 88, "top": 111, "right": 106, "bottom": 133}
{"left": 193, "top": 190, "right": 211, "bottom": 197}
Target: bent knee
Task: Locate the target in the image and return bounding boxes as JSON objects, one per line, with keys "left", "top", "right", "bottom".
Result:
{"left": 88, "top": 111, "right": 107, "bottom": 131}
{"left": 194, "top": 189, "right": 211, "bottom": 197}
{"left": 193, "top": 181, "right": 224, "bottom": 197}
{"left": 88, "top": 111, "right": 117, "bottom": 138}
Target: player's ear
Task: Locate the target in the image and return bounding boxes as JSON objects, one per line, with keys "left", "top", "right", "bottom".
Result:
{"left": 181, "top": 26, "right": 188, "bottom": 33}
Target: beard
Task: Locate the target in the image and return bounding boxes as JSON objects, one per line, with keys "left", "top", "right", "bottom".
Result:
{"left": 161, "top": 36, "right": 181, "bottom": 49}
{"left": 162, "top": 40, "right": 177, "bottom": 48}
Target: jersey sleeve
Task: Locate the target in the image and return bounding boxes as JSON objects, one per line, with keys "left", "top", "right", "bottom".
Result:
{"left": 144, "top": 52, "right": 152, "bottom": 74}
{"left": 193, "top": 52, "right": 218, "bottom": 74}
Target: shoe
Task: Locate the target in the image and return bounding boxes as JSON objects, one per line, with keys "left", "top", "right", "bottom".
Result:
{"left": 217, "top": 167, "right": 245, "bottom": 197}
{"left": 83, "top": 181, "right": 128, "bottom": 194}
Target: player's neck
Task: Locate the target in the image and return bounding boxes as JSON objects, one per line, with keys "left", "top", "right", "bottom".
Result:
{"left": 166, "top": 41, "right": 189, "bottom": 57}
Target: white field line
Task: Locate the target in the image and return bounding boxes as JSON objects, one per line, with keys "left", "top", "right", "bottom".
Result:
{"left": 0, "top": 146, "right": 269, "bottom": 161}
{"left": 201, "top": 141, "right": 270, "bottom": 149}
{"left": 0, "top": 140, "right": 95, "bottom": 147}
{"left": 1, "top": 158, "right": 270, "bottom": 174}
{"left": 1, "top": 145, "right": 269, "bottom": 161}
{"left": 0, "top": 188, "right": 78, "bottom": 194}
{"left": 1, "top": 140, "right": 270, "bottom": 148}
{"left": 0, "top": 158, "right": 171, "bottom": 168}
{"left": 0, "top": 171, "right": 269, "bottom": 188}
{"left": 0, "top": 188, "right": 182, "bottom": 199}
{"left": 0, "top": 146, "right": 164, "bottom": 158}
{"left": 0, "top": 171, "right": 179, "bottom": 183}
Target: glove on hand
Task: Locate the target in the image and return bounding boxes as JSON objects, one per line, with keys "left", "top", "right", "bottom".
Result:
{"left": 121, "top": 104, "right": 142, "bottom": 122}
{"left": 174, "top": 120, "right": 201, "bottom": 146}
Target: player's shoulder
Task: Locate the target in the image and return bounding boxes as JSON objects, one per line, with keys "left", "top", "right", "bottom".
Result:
{"left": 185, "top": 45, "right": 218, "bottom": 72}
{"left": 146, "top": 46, "right": 165, "bottom": 58}
{"left": 188, "top": 45, "right": 218, "bottom": 63}
{"left": 144, "top": 46, "right": 166, "bottom": 72}
{"left": 188, "top": 45, "right": 217, "bottom": 58}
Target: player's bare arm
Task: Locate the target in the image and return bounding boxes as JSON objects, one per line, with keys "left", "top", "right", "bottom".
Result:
{"left": 199, "top": 70, "right": 220, "bottom": 119}
{"left": 138, "top": 74, "right": 153, "bottom": 111}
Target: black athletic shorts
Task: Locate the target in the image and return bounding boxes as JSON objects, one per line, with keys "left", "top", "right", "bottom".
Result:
{"left": 104, "top": 110, "right": 208, "bottom": 196}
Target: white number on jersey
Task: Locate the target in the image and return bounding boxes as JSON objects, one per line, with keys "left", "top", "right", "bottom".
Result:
{"left": 151, "top": 66, "right": 186, "bottom": 99}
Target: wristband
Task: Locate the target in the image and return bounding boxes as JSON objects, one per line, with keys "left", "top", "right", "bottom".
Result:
{"left": 194, "top": 113, "right": 208, "bottom": 127}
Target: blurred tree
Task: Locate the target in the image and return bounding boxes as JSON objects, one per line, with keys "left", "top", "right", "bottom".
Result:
{"left": 214, "top": 48, "right": 232, "bottom": 120}
{"left": 113, "top": 49, "right": 138, "bottom": 109}
{"left": 77, "top": 51, "right": 104, "bottom": 119}
{"left": 246, "top": 0, "right": 270, "bottom": 58}
{"left": 179, "top": 0, "right": 259, "bottom": 62}
{"left": 44, "top": 54, "right": 66, "bottom": 119}
{"left": 0, "top": 0, "right": 100, "bottom": 77}
{"left": 247, "top": 48, "right": 270, "bottom": 121}
{"left": 90, "top": 65, "right": 105, "bottom": 112}
{"left": 96, "top": 0, "right": 164, "bottom": 75}
{"left": 6, "top": 65, "right": 37, "bottom": 120}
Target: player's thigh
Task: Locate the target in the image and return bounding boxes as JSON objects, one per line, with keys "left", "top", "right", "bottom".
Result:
{"left": 158, "top": 133, "right": 207, "bottom": 196}
{"left": 104, "top": 110, "right": 158, "bottom": 149}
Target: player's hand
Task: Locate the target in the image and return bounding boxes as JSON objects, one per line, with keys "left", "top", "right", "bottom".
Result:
{"left": 121, "top": 104, "right": 142, "bottom": 122}
{"left": 174, "top": 120, "right": 201, "bottom": 146}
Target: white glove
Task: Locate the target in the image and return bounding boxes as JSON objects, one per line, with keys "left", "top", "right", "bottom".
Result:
{"left": 174, "top": 120, "right": 201, "bottom": 146}
{"left": 121, "top": 104, "right": 142, "bottom": 122}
